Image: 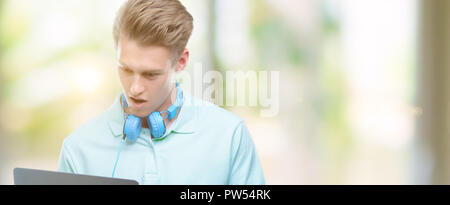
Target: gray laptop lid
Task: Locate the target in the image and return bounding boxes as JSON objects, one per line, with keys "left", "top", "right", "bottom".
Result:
{"left": 14, "top": 167, "right": 139, "bottom": 185}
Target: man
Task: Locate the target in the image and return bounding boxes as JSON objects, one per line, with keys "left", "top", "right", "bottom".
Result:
{"left": 58, "top": 0, "right": 265, "bottom": 185}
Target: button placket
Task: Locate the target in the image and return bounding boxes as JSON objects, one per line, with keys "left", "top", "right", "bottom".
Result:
{"left": 141, "top": 128, "right": 161, "bottom": 184}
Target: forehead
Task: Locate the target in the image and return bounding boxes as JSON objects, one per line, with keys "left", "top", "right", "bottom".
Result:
{"left": 117, "top": 37, "right": 172, "bottom": 71}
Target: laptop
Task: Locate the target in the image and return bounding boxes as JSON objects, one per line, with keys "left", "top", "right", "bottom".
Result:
{"left": 14, "top": 167, "right": 139, "bottom": 185}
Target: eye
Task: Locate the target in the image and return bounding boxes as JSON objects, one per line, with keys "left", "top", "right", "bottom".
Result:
{"left": 119, "top": 66, "right": 132, "bottom": 73}
{"left": 145, "top": 73, "right": 159, "bottom": 79}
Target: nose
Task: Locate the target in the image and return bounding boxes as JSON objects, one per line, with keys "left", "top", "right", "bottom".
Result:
{"left": 130, "top": 75, "right": 145, "bottom": 96}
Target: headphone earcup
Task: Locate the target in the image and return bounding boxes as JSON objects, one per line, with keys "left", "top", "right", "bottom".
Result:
{"left": 147, "top": 112, "right": 166, "bottom": 139}
{"left": 124, "top": 114, "right": 142, "bottom": 141}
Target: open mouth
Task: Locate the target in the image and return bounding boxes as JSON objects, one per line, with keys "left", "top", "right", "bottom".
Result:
{"left": 129, "top": 97, "right": 147, "bottom": 107}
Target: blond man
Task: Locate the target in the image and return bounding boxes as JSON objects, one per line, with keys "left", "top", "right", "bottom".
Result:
{"left": 58, "top": 0, "right": 265, "bottom": 185}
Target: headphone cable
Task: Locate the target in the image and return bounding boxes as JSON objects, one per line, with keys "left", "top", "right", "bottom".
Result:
{"left": 112, "top": 138, "right": 125, "bottom": 178}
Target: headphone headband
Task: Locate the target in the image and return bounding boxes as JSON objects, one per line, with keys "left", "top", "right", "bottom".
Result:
{"left": 166, "top": 82, "right": 183, "bottom": 120}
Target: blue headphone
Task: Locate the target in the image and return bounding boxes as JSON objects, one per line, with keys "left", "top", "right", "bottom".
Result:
{"left": 120, "top": 82, "right": 184, "bottom": 141}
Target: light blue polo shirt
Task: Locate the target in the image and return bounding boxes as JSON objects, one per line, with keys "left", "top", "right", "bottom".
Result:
{"left": 57, "top": 89, "right": 266, "bottom": 185}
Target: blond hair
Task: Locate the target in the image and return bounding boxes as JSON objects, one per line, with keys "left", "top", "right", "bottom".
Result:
{"left": 113, "top": 0, "right": 194, "bottom": 60}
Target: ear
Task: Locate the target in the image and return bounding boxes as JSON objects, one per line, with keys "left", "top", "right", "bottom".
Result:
{"left": 174, "top": 48, "right": 189, "bottom": 72}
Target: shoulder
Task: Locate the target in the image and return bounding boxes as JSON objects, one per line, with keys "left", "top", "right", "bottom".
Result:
{"left": 186, "top": 94, "right": 244, "bottom": 128}
{"left": 63, "top": 95, "right": 123, "bottom": 148}
{"left": 62, "top": 109, "right": 111, "bottom": 149}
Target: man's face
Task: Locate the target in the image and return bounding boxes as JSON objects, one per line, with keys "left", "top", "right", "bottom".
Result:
{"left": 117, "top": 37, "right": 176, "bottom": 118}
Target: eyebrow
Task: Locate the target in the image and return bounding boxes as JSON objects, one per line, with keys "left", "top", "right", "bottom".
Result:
{"left": 118, "top": 61, "right": 166, "bottom": 74}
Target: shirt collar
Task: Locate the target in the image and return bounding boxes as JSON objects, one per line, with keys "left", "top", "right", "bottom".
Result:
{"left": 105, "top": 88, "right": 196, "bottom": 139}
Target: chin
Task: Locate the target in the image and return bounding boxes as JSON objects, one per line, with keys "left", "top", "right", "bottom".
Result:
{"left": 134, "top": 111, "right": 151, "bottom": 118}
{"left": 125, "top": 107, "right": 149, "bottom": 117}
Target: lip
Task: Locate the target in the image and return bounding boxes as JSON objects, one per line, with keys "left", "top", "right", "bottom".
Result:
{"left": 129, "top": 97, "right": 147, "bottom": 109}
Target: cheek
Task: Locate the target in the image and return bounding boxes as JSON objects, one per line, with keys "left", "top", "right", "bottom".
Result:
{"left": 153, "top": 73, "right": 171, "bottom": 90}
{"left": 160, "top": 70, "right": 176, "bottom": 86}
{"left": 118, "top": 74, "right": 130, "bottom": 90}
{"left": 147, "top": 77, "right": 171, "bottom": 101}
{"left": 148, "top": 80, "right": 166, "bottom": 97}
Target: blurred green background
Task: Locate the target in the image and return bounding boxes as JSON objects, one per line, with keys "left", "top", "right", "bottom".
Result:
{"left": 1, "top": 0, "right": 449, "bottom": 184}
